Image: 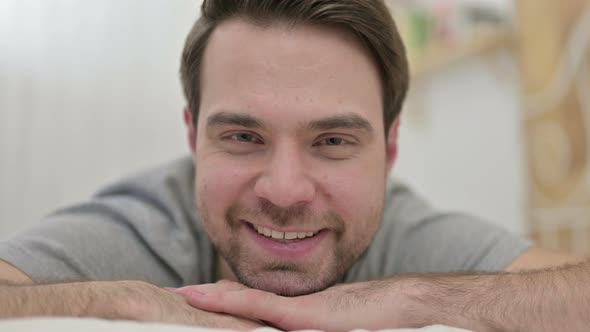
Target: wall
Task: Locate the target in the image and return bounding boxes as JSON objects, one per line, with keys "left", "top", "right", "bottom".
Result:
{"left": 0, "top": 1, "right": 200, "bottom": 235}
{"left": 395, "top": 53, "right": 526, "bottom": 234}
{"left": 0, "top": 0, "right": 526, "bottom": 237}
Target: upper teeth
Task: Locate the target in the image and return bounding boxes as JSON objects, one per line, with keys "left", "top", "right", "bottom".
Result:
{"left": 253, "top": 224, "right": 318, "bottom": 240}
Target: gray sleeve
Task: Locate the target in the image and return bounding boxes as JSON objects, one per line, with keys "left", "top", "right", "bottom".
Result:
{"left": 0, "top": 159, "right": 213, "bottom": 287}
{"left": 346, "top": 181, "right": 533, "bottom": 281}
{"left": 394, "top": 212, "right": 532, "bottom": 274}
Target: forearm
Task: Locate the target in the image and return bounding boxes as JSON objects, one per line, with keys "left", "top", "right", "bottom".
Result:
{"left": 404, "top": 262, "right": 590, "bottom": 331}
{"left": 0, "top": 281, "right": 136, "bottom": 319}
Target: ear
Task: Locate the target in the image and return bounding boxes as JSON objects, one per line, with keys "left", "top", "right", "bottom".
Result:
{"left": 183, "top": 106, "right": 197, "bottom": 154}
{"left": 385, "top": 117, "right": 400, "bottom": 173}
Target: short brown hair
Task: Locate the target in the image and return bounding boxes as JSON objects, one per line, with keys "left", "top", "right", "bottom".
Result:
{"left": 180, "top": 0, "right": 409, "bottom": 133}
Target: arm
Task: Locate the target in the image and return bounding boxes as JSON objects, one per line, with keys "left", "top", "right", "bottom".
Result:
{"left": 0, "top": 260, "right": 32, "bottom": 285}
{"left": 0, "top": 280, "right": 124, "bottom": 319}
{"left": 0, "top": 261, "right": 262, "bottom": 329}
{"left": 405, "top": 260, "right": 590, "bottom": 332}
{"left": 180, "top": 250, "right": 588, "bottom": 332}
{"left": 504, "top": 247, "right": 586, "bottom": 272}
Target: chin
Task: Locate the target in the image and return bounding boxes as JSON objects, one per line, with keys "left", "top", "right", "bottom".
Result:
{"left": 236, "top": 269, "right": 339, "bottom": 297}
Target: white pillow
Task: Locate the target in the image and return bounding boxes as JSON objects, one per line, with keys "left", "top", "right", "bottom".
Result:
{"left": 0, "top": 318, "right": 473, "bottom": 332}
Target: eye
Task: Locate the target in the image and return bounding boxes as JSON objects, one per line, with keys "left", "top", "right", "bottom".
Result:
{"left": 312, "top": 135, "right": 360, "bottom": 160}
{"left": 218, "top": 131, "right": 265, "bottom": 154}
{"left": 233, "top": 133, "right": 254, "bottom": 142}
{"left": 314, "top": 137, "right": 349, "bottom": 146}
{"left": 227, "top": 132, "right": 263, "bottom": 144}
{"left": 325, "top": 137, "right": 344, "bottom": 145}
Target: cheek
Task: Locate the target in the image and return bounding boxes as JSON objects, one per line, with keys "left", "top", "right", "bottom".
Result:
{"left": 195, "top": 156, "right": 254, "bottom": 221}
{"left": 322, "top": 162, "right": 386, "bottom": 231}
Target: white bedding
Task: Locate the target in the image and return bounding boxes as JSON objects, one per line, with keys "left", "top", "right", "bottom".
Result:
{"left": 0, "top": 318, "right": 472, "bottom": 332}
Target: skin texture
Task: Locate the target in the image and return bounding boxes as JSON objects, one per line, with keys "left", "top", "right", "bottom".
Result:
{"left": 176, "top": 253, "right": 588, "bottom": 332}
{"left": 504, "top": 247, "right": 585, "bottom": 272}
{"left": 0, "top": 279, "right": 263, "bottom": 330}
{"left": 187, "top": 18, "right": 399, "bottom": 297}
{"left": 175, "top": 279, "right": 408, "bottom": 331}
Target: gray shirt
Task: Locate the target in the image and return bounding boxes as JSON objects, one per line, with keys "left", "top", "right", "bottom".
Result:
{"left": 0, "top": 156, "right": 531, "bottom": 286}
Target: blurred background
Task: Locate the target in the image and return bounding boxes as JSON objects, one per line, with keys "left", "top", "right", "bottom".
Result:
{"left": 1, "top": 0, "right": 589, "bottom": 255}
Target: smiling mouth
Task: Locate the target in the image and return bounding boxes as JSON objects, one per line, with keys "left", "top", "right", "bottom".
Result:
{"left": 245, "top": 222, "right": 322, "bottom": 242}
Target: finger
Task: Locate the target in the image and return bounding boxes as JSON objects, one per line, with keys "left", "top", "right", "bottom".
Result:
{"left": 215, "top": 280, "right": 249, "bottom": 291}
{"left": 215, "top": 279, "right": 235, "bottom": 285}
{"left": 185, "top": 288, "right": 309, "bottom": 330}
{"left": 174, "top": 282, "right": 245, "bottom": 297}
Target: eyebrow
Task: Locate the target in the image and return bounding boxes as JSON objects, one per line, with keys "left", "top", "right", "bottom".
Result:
{"left": 206, "top": 111, "right": 373, "bottom": 134}
{"left": 306, "top": 113, "right": 374, "bottom": 133}
{"left": 206, "top": 112, "right": 264, "bottom": 129}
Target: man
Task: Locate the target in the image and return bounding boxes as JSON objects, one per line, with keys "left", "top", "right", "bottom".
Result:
{"left": 0, "top": 0, "right": 586, "bottom": 331}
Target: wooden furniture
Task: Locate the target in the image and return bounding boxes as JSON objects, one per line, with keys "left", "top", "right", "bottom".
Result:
{"left": 517, "top": 0, "right": 590, "bottom": 255}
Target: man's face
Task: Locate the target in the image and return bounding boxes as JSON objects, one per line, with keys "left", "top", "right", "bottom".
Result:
{"left": 190, "top": 19, "right": 393, "bottom": 296}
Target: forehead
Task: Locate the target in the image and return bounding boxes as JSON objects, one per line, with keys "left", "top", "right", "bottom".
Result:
{"left": 197, "top": 18, "right": 384, "bottom": 132}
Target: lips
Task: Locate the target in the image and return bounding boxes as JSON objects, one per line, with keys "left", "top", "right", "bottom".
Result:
{"left": 247, "top": 222, "right": 320, "bottom": 240}
{"left": 243, "top": 220, "right": 328, "bottom": 259}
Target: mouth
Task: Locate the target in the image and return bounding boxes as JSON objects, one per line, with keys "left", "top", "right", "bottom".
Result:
{"left": 245, "top": 222, "right": 322, "bottom": 242}
{"left": 242, "top": 220, "right": 328, "bottom": 259}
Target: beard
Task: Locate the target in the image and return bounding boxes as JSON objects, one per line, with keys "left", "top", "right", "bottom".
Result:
{"left": 224, "top": 245, "right": 349, "bottom": 296}
{"left": 198, "top": 197, "right": 380, "bottom": 296}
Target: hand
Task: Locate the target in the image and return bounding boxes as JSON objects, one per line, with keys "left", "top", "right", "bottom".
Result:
{"left": 174, "top": 279, "right": 423, "bottom": 332}
{"left": 102, "top": 280, "right": 265, "bottom": 330}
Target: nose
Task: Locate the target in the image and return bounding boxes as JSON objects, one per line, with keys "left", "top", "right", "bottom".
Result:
{"left": 254, "top": 144, "right": 316, "bottom": 208}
